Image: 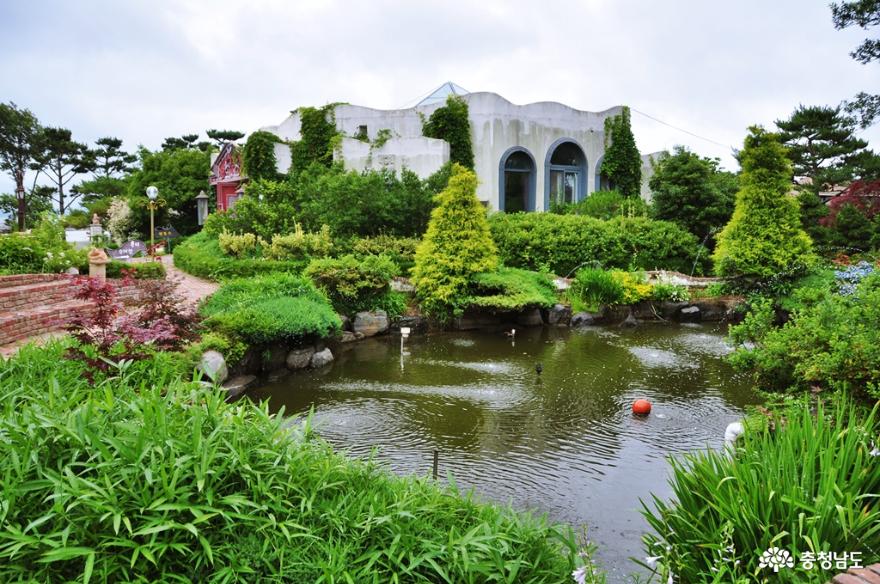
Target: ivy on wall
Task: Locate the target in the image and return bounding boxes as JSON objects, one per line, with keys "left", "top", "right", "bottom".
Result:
{"left": 422, "top": 95, "right": 474, "bottom": 169}
{"left": 242, "top": 130, "right": 280, "bottom": 181}
{"left": 601, "top": 106, "right": 642, "bottom": 198}
{"left": 290, "top": 104, "right": 341, "bottom": 173}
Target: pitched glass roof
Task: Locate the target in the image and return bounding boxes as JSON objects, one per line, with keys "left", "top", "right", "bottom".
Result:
{"left": 416, "top": 81, "right": 469, "bottom": 106}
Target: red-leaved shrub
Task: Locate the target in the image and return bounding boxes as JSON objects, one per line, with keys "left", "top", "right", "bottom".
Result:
{"left": 65, "top": 270, "right": 200, "bottom": 378}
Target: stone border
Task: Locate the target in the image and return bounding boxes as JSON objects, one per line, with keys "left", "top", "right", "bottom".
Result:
{"left": 199, "top": 296, "right": 745, "bottom": 401}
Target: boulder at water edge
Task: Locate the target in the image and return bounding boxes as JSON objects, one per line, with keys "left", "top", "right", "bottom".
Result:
{"left": 353, "top": 310, "right": 389, "bottom": 337}
{"left": 546, "top": 304, "right": 572, "bottom": 326}
{"left": 570, "top": 312, "right": 598, "bottom": 327}
{"left": 286, "top": 347, "right": 315, "bottom": 370}
{"left": 310, "top": 348, "right": 335, "bottom": 368}
{"left": 199, "top": 350, "right": 228, "bottom": 384}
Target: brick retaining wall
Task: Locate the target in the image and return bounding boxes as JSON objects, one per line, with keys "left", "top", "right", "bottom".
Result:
{"left": 0, "top": 274, "right": 147, "bottom": 347}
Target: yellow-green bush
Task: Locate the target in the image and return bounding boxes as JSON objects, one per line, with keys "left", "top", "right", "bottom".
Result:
{"left": 218, "top": 231, "right": 264, "bottom": 258}
{"left": 613, "top": 271, "right": 652, "bottom": 304}
{"left": 411, "top": 164, "right": 498, "bottom": 319}
{"left": 265, "top": 224, "right": 333, "bottom": 261}
{"left": 713, "top": 127, "right": 814, "bottom": 279}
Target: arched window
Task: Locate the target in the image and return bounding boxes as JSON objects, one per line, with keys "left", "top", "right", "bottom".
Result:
{"left": 499, "top": 148, "right": 536, "bottom": 212}
{"left": 545, "top": 140, "right": 587, "bottom": 208}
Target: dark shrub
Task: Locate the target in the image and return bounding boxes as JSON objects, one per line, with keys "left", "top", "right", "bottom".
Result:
{"left": 304, "top": 254, "right": 400, "bottom": 315}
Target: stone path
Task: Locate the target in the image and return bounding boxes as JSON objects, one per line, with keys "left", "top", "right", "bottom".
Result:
{"left": 830, "top": 563, "right": 880, "bottom": 584}
{"left": 159, "top": 255, "right": 218, "bottom": 306}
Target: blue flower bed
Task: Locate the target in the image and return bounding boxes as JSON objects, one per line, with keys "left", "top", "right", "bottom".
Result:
{"left": 834, "top": 261, "right": 875, "bottom": 295}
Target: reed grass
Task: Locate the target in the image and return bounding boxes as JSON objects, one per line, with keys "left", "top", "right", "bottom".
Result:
{"left": 641, "top": 399, "right": 879, "bottom": 583}
{"left": 0, "top": 342, "right": 596, "bottom": 583}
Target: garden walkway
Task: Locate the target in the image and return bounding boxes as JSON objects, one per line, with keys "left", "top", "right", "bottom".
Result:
{"left": 830, "top": 563, "right": 880, "bottom": 584}
{"left": 158, "top": 255, "right": 218, "bottom": 305}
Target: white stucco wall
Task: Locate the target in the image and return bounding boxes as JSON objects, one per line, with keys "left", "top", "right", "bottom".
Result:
{"left": 463, "top": 93, "right": 622, "bottom": 210}
{"left": 274, "top": 142, "right": 291, "bottom": 175}
{"left": 639, "top": 152, "right": 664, "bottom": 202}
{"left": 260, "top": 93, "right": 652, "bottom": 208}
{"left": 339, "top": 136, "right": 449, "bottom": 178}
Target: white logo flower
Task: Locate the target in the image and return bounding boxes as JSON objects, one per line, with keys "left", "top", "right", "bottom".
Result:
{"left": 759, "top": 547, "right": 794, "bottom": 572}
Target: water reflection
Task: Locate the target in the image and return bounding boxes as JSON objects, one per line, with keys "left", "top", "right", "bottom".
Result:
{"left": 249, "top": 324, "right": 757, "bottom": 582}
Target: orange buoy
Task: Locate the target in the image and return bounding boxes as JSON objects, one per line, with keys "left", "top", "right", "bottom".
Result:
{"left": 632, "top": 399, "right": 652, "bottom": 416}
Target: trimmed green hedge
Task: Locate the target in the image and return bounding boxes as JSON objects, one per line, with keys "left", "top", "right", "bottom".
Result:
{"left": 106, "top": 260, "right": 166, "bottom": 279}
{"left": 200, "top": 273, "right": 340, "bottom": 344}
{"left": 488, "top": 213, "right": 707, "bottom": 276}
{"left": 469, "top": 268, "right": 557, "bottom": 311}
{"left": 173, "top": 231, "right": 307, "bottom": 281}
{"left": 304, "top": 254, "right": 401, "bottom": 316}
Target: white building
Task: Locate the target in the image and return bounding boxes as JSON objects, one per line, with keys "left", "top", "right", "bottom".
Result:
{"left": 261, "top": 83, "right": 658, "bottom": 211}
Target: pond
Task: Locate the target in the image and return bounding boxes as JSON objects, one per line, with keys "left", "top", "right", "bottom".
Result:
{"left": 249, "top": 323, "right": 759, "bottom": 582}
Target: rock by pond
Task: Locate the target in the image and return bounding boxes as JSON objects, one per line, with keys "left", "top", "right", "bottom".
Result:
{"left": 286, "top": 347, "right": 315, "bottom": 370}
{"left": 353, "top": 310, "right": 389, "bottom": 337}
{"left": 198, "top": 350, "right": 228, "bottom": 384}
{"left": 310, "top": 347, "right": 334, "bottom": 368}
{"left": 546, "top": 304, "right": 572, "bottom": 326}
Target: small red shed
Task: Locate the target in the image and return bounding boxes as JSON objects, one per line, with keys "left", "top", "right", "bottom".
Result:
{"left": 209, "top": 142, "right": 245, "bottom": 212}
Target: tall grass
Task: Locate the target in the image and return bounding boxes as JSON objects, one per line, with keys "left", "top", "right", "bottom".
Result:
{"left": 569, "top": 268, "right": 625, "bottom": 311}
{"left": 0, "top": 342, "right": 598, "bottom": 582}
{"left": 641, "top": 399, "right": 880, "bottom": 583}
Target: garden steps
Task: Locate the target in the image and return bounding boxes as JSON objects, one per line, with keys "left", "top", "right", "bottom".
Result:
{"left": 0, "top": 273, "right": 68, "bottom": 289}
{"left": 0, "top": 275, "right": 86, "bottom": 347}
{"left": 0, "top": 298, "right": 92, "bottom": 347}
{"left": 0, "top": 278, "right": 79, "bottom": 311}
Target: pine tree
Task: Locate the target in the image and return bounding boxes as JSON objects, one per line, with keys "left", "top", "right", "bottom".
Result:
{"left": 93, "top": 137, "right": 136, "bottom": 178}
{"left": 832, "top": 0, "right": 880, "bottom": 127}
{"left": 601, "top": 106, "right": 642, "bottom": 198}
{"left": 32, "top": 127, "right": 95, "bottom": 215}
{"left": 713, "top": 127, "right": 814, "bottom": 279}
{"left": 0, "top": 102, "right": 42, "bottom": 230}
{"left": 412, "top": 164, "right": 497, "bottom": 318}
{"left": 776, "top": 104, "right": 868, "bottom": 189}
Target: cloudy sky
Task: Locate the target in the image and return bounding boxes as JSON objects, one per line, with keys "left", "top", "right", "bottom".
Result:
{"left": 1, "top": 0, "right": 877, "bottom": 196}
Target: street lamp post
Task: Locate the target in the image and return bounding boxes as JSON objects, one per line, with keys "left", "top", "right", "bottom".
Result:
{"left": 145, "top": 185, "right": 161, "bottom": 256}
{"left": 195, "top": 190, "right": 209, "bottom": 226}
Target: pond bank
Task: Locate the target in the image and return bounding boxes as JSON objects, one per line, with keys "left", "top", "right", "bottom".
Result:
{"left": 209, "top": 295, "right": 746, "bottom": 396}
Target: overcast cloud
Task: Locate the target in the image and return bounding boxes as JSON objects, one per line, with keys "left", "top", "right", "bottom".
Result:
{"left": 1, "top": 0, "right": 878, "bottom": 196}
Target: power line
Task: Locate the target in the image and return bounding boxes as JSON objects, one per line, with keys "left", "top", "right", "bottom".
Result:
{"left": 630, "top": 107, "right": 734, "bottom": 150}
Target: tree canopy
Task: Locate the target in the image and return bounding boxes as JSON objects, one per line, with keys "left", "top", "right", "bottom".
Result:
{"left": 206, "top": 129, "right": 245, "bottom": 145}
{"left": 776, "top": 104, "right": 871, "bottom": 190}
{"left": 126, "top": 147, "right": 210, "bottom": 237}
{"left": 601, "top": 106, "right": 642, "bottom": 198}
{"left": 649, "top": 146, "right": 737, "bottom": 245}
{"left": 93, "top": 137, "right": 136, "bottom": 178}
{"left": 0, "top": 102, "right": 42, "bottom": 229}
{"left": 422, "top": 95, "right": 474, "bottom": 169}
{"left": 32, "top": 127, "right": 95, "bottom": 215}
{"left": 832, "top": 0, "right": 880, "bottom": 127}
